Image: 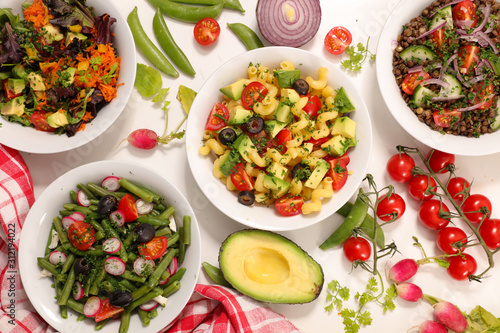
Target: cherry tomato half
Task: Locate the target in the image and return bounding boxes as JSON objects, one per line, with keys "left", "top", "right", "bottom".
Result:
{"left": 432, "top": 28, "right": 445, "bottom": 49}
{"left": 418, "top": 199, "right": 450, "bottom": 230}
{"left": 68, "top": 221, "right": 96, "bottom": 251}
{"left": 275, "top": 195, "right": 304, "bottom": 217}
{"left": 401, "top": 71, "right": 430, "bottom": 95}
{"left": 303, "top": 94, "right": 322, "bottom": 117}
{"left": 457, "top": 45, "right": 479, "bottom": 75}
{"left": 437, "top": 227, "right": 468, "bottom": 254}
{"left": 376, "top": 192, "right": 406, "bottom": 222}
{"left": 31, "top": 111, "right": 57, "bottom": 132}
{"left": 205, "top": 103, "right": 229, "bottom": 130}
{"left": 462, "top": 193, "right": 492, "bottom": 224}
{"left": 230, "top": 162, "right": 254, "bottom": 192}
{"left": 433, "top": 109, "right": 462, "bottom": 128}
{"left": 325, "top": 158, "right": 348, "bottom": 191}
{"left": 386, "top": 153, "right": 415, "bottom": 183}
{"left": 324, "top": 26, "right": 352, "bottom": 55}
{"left": 138, "top": 236, "right": 168, "bottom": 260}
{"left": 447, "top": 253, "right": 477, "bottom": 281}
{"left": 452, "top": 0, "right": 477, "bottom": 28}
{"left": 94, "top": 298, "right": 124, "bottom": 322}
{"left": 343, "top": 236, "right": 371, "bottom": 263}
{"left": 479, "top": 218, "right": 500, "bottom": 250}
{"left": 276, "top": 128, "right": 292, "bottom": 151}
{"left": 2, "top": 79, "right": 23, "bottom": 101}
{"left": 471, "top": 82, "right": 495, "bottom": 110}
{"left": 241, "top": 81, "right": 268, "bottom": 110}
{"left": 408, "top": 174, "right": 436, "bottom": 201}
{"left": 427, "top": 149, "right": 455, "bottom": 174}
{"left": 118, "top": 194, "right": 139, "bottom": 223}
{"left": 194, "top": 17, "right": 220, "bottom": 46}
{"left": 447, "top": 177, "right": 470, "bottom": 203}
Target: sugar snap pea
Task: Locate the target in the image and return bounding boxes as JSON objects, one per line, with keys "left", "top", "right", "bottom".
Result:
{"left": 127, "top": 7, "right": 179, "bottom": 77}
{"left": 147, "top": 0, "right": 223, "bottom": 23}
{"left": 336, "top": 202, "right": 385, "bottom": 248}
{"left": 170, "top": 0, "right": 244, "bottom": 12}
{"left": 153, "top": 9, "right": 195, "bottom": 77}
{"left": 202, "top": 262, "right": 231, "bottom": 287}
{"left": 319, "top": 190, "right": 369, "bottom": 250}
{"left": 227, "top": 23, "right": 264, "bottom": 50}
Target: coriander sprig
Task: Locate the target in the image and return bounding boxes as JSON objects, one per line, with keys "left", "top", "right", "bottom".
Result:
{"left": 341, "top": 37, "right": 376, "bottom": 72}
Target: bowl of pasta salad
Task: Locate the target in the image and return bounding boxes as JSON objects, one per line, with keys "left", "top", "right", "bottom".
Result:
{"left": 185, "top": 47, "right": 373, "bottom": 231}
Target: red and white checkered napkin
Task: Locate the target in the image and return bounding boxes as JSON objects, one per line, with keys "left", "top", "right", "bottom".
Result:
{"left": 164, "top": 284, "right": 299, "bottom": 333}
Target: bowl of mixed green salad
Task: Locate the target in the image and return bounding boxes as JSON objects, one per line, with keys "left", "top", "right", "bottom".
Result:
{"left": 0, "top": 0, "right": 136, "bottom": 153}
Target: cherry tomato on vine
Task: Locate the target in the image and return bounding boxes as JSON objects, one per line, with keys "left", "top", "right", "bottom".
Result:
{"left": 427, "top": 149, "right": 455, "bottom": 174}
{"left": 479, "top": 218, "right": 500, "bottom": 250}
{"left": 343, "top": 236, "right": 371, "bottom": 262}
{"left": 447, "top": 177, "right": 470, "bottom": 203}
{"left": 324, "top": 26, "right": 352, "bottom": 55}
{"left": 437, "top": 227, "right": 468, "bottom": 254}
{"left": 408, "top": 175, "right": 436, "bottom": 201}
{"left": 462, "top": 194, "right": 492, "bottom": 224}
{"left": 418, "top": 200, "right": 450, "bottom": 230}
{"left": 386, "top": 153, "right": 415, "bottom": 183}
{"left": 376, "top": 192, "right": 406, "bottom": 222}
{"left": 194, "top": 18, "right": 220, "bottom": 46}
{"left": 447, "top": 253, "right": 477, "bottom": 281}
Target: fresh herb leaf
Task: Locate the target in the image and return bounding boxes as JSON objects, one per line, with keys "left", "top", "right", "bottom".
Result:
{"left": 134, "top": 63, "right": 163, "bottom": 97}
{"left": 341, "top": 37, "right": 376, "bottom": 72}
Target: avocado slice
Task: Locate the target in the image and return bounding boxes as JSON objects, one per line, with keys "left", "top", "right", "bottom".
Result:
{"left": 218, "top": 149, "right": 241, "bottom": 177}
{"left": 220, "top": 79, "right": 248, "bottom": 100}
{"left": 263, "top": 174, "right": 290, "bottom": 197}
{"left": 218, "top": 229, "right": 324, "bottom": 304}
{"left": 274, "top": 69, "right": 300, "bottom": 88}
{"left": 331, "top": 116, "right": 356, "bottom": 139}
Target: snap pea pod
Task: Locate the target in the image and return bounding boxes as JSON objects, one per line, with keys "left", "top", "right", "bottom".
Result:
{"left": 153, "top": 8, "right": 195, "bottom": 77}
{"left": 202, "top": 262, "right": 231, "bottom": 287}
{"left": 170, "top": 0, "right": 244, "bottom": 12}
{"left": 227, "top": 23, "right": 264, "bottom": 50}
{"left": 336, "top": 201, "right": 385, "bottom": 248}
{"left": 319, "top": 190, "right": 369, "bottom": 250}
{"left": 127, "top": 7, "right": 179, "bottom": 77}
{"left": 147, "top": 0, "right": 223, "bottom": 23}
{"left": 118, "top": 309, "right": 131, "bottom": 333}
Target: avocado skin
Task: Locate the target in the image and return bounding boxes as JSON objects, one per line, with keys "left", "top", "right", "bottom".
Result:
{"left": 218, "top": 229, "right": 324, "bottom": 304}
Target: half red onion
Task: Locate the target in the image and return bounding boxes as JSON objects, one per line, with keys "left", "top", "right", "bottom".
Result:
{"left": 256, "top": 0, "right": 322, "bottom": 47}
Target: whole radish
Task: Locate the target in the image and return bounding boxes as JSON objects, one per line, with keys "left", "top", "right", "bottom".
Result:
{"left": 418, "top": 320, "right": 448, "bottom": 333}
{"left": 127, "top": 129, "right": 159, "bottom": 150}
{"left": 388, "top": 258, "right": 419, "bottom": 282}
{"left": 395, "top": 282, "right": 423, "bottom": 302}
{"left": 434, "top": 301, "right": 467, "bottom": 332}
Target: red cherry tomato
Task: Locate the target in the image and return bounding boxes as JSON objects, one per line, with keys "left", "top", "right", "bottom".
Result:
{"left": 343, "top": 236, "right": 371, "bottom": 262}
{"left": 230, "top": 162, "right": 254, "bottom": 192}
{"left": 31, "top": 111, "right": 57, "bottom": 132}
{"left": 462, "top": 194, "right": 492, "bottom": 224}
{"left": 325, "top": 158, "right": 348, "bottom": 191}
{"left": 432, "top": 28, "right": 445, "bottom": 49}
{"left": 303, "top": 94, "right": 322, "bottom": 117}
{"left": 118, "top": 194, "right": 139, "bottom": 223}
{"left": 2, "top": 79, "right": 23, "bottom": 101}
{"left": 306, "top": 137, "right": 330, "bottom": 150}
{"left": 94, "top": 298, "right": 124, "bottom": 322}
{"left": 138, "top": 236, "right": 168, "bottom": 260}
{"left": 457, "top": 45, "right": 479, "bottom": 75}
{"left": 205, "top": 103, "right": 229, "bottom": 131}
{"left": 275, "top": 195, "right": 304, "bottom": 217}
{"left": 408, "top": 175, "right": 437, "bottom": 201}
{"left": 68, "top": 221, "right": 96, "bottom": 251}
{"left": 452, "top": 0, "right": 477, "bottom": 28}
{"left": 447, "top": 177, "right": 470, "bottom": 203}
{"left": 401, "top": 71, "right": 431, "bottom": 95}
{"left": 418, "top": 200, "right": 450, "bottom": 230}
{"left": 479, "top": 218, "right": 500, "bottom": 250}
{"left": 437, "top": 227, "right": 468, "bottom": 254}
{"left": 241, "top": 81, "right": 268, "bottom": 110}
{"left": 472, "top": 82, "right": 494, "bottom": 110}
{"left": 427, "top": 149, "right": 455, "bottom": 174}
{"left": 433, "top": 109, "right": 462, "bottom": 128}
{"left": 193, "top": 17, "right": 220, "bottom": 46}
{"left": 386, "top": 153, "right": 415, "bottom": 183}
{"left": 447, "top": 253, "right": 477, "bottom": 281}
{"left": 276, "top": 128, "right": 292, "bottom": 152}
{"left": 376, "top": 192, "right": 406, "bottom": 222}
{"left": 324, "top": 26, "right": 352, "bottom": 55}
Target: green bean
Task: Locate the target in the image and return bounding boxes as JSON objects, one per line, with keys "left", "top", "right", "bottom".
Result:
{"left": 61, "top": 253, "right": 75, "bottom": 274}
{"left": 119, "top": 178, "right": 156, "bottom": 203}
{"left": 90, "top": 265, "right": 107, "bottom": 295}
{"left": 147, "top": 0, "right": 223, "bottom": 23}
{"left": 148, "top": 248, "right": 178, "bottom": 288}
{"left": 67, "top": 299, "right": 84, "bottom": 314}
{"left": 62, "top": 203, "right": 95, "bottom": 216}
{"left": 59, "top": 209, "right": 73, "bottom": 216}
{"left": 227, "top": 23, "right": 264, "bottom": 50}
{"left": 160, "top": 269, "right": 170, "bottom": 281}
{"left": 105, "top": 274, "right": 123, "bottom": 291}
{"left": 103, "top": 280, "right": 115, "bottom": 293}
{"left": 84, "top": 264, "right": 98, "bottom": 296}
{"left": 336, "top": 202, "right": 385, "bottom": 248}
{"left": 137, "top": 185, "right": 162, "bottom": 204}
{"left": 319, "top": 190, "right": 369, "bottom": 250}
{"left": 87, "top": 182, "right": 116, "bottom": 198}
{"left": 89, "top": 219, "right": 105, "bottom": 234}
{"left": 162, "top": 280, "right": 181, "bottom": 297}
{"left": 118, "top": 279, "right": 138, "bottom": 292}
{"left": 129, "top": 287, "right": 163, "bottom": 311}
{"left": 164, "top": 267, "right": 186, "bottom": 287}
{"left": 177, "top": 226, "right": 186, "bottom": 264}
{"left": 68, "top": 244, "right": 104, "bottom": 257}
{"left": 45, "top": 224, "right": 56, "bottom": 256}
{"left": 123, "top": 232, "right": 135, "bottom": 247}
{"left": 182, "top": 215, "right": 191, "bottom": 245}
{"left": 158, "top": 206, "right": 175, "bottom": 219}
{"left": 58, "top": 264, "right": 76, "bottom": 306}
{"left": 53, "top": 216, "right": 70, "bottom": 249}
{"left": 153, "top": 8, "right": 195, "bottom": 77}
{"left": 90, "top": 199, "right": 100, "bottom": 205}
{"left": 118, "top": 309, "right": 131, "bottom": 333}
{"left": 54, "top": 278, "right": 68, "bottom": 319}
{"left": 138, "top": 309, "right": 151, "bottom": 326}
{"left": 155, "top": 226, "right": 172, "bottom": 237}
{"left": 127, "top": 7, "right": 179, "bottom": 77}
{"left": 154, "top": 203, "right": 166, "bottom": 211}
{"left": 121, "top": 270, "right": 147, "bottom": 283}
{"left": 95, "top": 318, "right": 110, "bottom": 330}
{"left": 37, "top": 257, "right": 66, "bottom": 282}
{"left": 170, "top": 0, "right": 244, "bottom": 12}
{"left": 128, "top": 252, "right": 138, "bottom": 263}
{"left": 202, "top": 262, "right": 231, "bottom": 287}
{"left": 137, "top": 215, "right": 170, "bottom": 226}
{"left": 77, "top": 183, "right": 97, "bottom": 200}
{"left": 148, "top": 307, "right": 158, "bottom": 319}
{"left": 101, "top": 219, "right": 128, "bottom": 262}
{"left": 132, "top": 285, "right": 153, "bottom": 300}
{"left": 70, "top": 190, "right": 78, "bottom": 203}
{"left": 166, "top": 231, "right": 180, "bottom": 247}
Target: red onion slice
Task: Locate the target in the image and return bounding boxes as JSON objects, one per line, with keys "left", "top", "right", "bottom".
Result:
{"left": 471, "top": 4, "right": 491, "bottom": 34}
{"left": 456, "top": 94, "right": 495, "bottom": 111}
{"left": 431, "top": 94, "right": 465, "bottom": 101}
{"left": 256, "top": 0, "right": 322, "bottom": 47}
{"left": 416, "top": 21, "right": 446, "bottom": 40}
{"left": 407, "top": 65, "right": 424, "bottom": 74}
{"left": 421, "top": 78, "right": 450, "bottom": 88}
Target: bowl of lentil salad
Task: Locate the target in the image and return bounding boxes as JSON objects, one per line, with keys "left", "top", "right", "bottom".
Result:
{"left": 376, "top": 0, "right": 500, "bottom": 156}
{"left": 0, "top": 0, "right": 136, "bottom": 154}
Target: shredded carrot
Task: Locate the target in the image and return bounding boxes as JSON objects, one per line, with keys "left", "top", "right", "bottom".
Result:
{"left": 24, "top": 0, "right": 51, "bottom": 29}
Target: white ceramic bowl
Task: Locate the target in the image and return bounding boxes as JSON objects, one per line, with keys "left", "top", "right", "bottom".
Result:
{"left": 19, "top": 160, "right": 201, "bottom": 333}
{"left": 376, "top": 0, "right": 500, "bottom": 156}
{"left": 0, "top": 0, "right": 136, "bottom": 154}
{"left": 185, "top": 47, "right": 372, "bottom": 231}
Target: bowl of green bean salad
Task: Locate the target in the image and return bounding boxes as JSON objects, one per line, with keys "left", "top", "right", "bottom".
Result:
{"left": 19, "top": 160, "right": 201, "bottom": 333}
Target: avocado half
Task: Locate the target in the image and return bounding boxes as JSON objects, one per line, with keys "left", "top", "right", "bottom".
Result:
{"left": 218, "top": 229, "right": 324, "bottom": 304}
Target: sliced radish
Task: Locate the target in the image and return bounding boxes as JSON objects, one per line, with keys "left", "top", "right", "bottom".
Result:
{"left": 101, "top": 176, "right": 121, "bottom": 192}
{"left": 61, "top": 216, "right": 77, "bottom": 230}
{"left": 77, "top": 190, "right": 91, "bottom": 207}
{"left": 139, "top": 300, "right": 159, "bottom": 311}
{"left": 109, "top": 210, "right": 126, "bottom": 227}
{"left": 48, "top": 250, "right": 67, "bottom": 265}
{"left": 136, "top": 199, "right": 154, "bottom": 215}
{"left": 102, "top": 237, "right": 122, "bottom": 254}
{"left": 83, "top": 296, "right": 102, "bottom": 317}
{"left": 168, "top": 256, "right": 178, "bottom": 276}
{"left": 159, "top": 272, "right": 170, "bottom": 286}
{"left": 69, "top": 211, "right": 86, "bottom": 221}
{"left": 133, "top": 257, "right": 155, "bottom": 277}
{"left": 73, "top": 281, "right": 84, "bottom": 300}
{"left": 104, "top": 257, "right": 126, "bottom": 276}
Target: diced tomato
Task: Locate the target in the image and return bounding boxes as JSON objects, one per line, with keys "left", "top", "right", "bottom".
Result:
{"left": 324, "top": 26, "right": 352, "bottom": 55}
{"left": 303, "top": 94, "right": 322, "bottom": 117}
{"left": 275, "top": 128, "right": 292, "bottom": 152}
{"left": 275, "top": 195, "right": 304, "bottom": 217}
{"left": 194, "top": 18, "right": 220, "bottom": 46}
{"left": 471, "top": 82, "right": 495, "bottom": 110}
{"left": 325, "top": 158, "right": 348, "bottom": 191}
{"left": 205, "top": 103, "right": 229, "bottom": 131}
{"left": 457, "top": 45, "right": 479, "bottom": 75}
{"left": 31, "top": 111, "right": 57, "bottom": 132}
{"left": 118, "top": 194, "right": 138, "bottom": 222}
{"left": 230, "top": 162, "right": 254, "bottom": 191}
{"left": 433, "top": 109, "right": 462, "bottom": 128}
{"left": 68, "top": 221, "right": 96, "bottom": 251}
{"left": 2, "top": 79, "right": 22, "bottom": 101}
{"left": 401, "top": 71, "right": 430, "bottom": 95}
{"left": 306, "top": 137, "right": 330, "bottom": 150}
{"left": 241, "top": 81, "right": 268, "bottom": 110}
{"left": 138, "top": 236, "right": 168, "bottom": 260}
{"left": 94, "top": 298, "right": 124, "bottom": 322}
